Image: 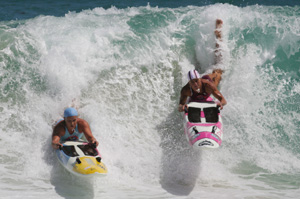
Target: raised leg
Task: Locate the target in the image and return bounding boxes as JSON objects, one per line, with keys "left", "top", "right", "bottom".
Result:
{"left": 208, "top": 19, "right": 223, "bottom": 87}
{"left": 214, "top": 19, "right": 223, "bottom": 64}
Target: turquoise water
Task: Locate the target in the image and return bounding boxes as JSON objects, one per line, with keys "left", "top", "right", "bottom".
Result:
{"left": 0, "top": 1, "right": 299, "bottom": 198}
{"left": 1, "top": 0, "right": 298, "bottom": 21}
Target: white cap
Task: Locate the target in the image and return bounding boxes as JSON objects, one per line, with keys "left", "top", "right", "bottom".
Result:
{"left": 187, "top": 69, "right": 200, "bottom": 81}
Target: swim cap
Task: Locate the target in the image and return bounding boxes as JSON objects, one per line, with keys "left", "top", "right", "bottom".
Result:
{"left": 187, "top": 69, "right": 200, "bottom": 81}
{"left": 64, "top": 107, "right": 78, "bottom": 117}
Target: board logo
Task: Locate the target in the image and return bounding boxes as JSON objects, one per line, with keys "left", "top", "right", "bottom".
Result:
{"left": 199, "top": 141, "right": 213, "bottom": 146}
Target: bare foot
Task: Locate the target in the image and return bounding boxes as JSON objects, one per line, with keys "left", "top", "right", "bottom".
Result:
{"left": 214, "top": 19, "right": 223, "bottom": 63}
{"left": 216, "top": 19, "right": 223, "bottom": 28}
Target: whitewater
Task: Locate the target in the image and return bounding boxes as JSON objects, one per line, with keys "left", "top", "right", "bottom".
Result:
{"left": 0, "top": 3, "right": 299, "bottom": 199}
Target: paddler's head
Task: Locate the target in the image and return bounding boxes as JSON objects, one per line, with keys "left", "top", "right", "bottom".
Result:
{"left": 188, "top": 69, "right": 201, "bottom": 93}
{"left": 64, "top": 107, "right": 78, "bottom": 132}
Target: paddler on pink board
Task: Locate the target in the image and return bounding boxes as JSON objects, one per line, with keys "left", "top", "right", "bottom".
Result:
{"left": 178, "top": 19, "right": 227, "bottom": 112}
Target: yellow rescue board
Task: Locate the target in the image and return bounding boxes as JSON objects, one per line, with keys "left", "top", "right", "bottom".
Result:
{"left": 73, "top": 156, "right": 108, "bottom": 175}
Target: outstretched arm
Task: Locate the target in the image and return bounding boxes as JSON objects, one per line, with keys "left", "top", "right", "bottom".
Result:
{"left": 178, "top": 84, "right": 190, "bottom": 112}
{"left": 211, "top": 88, "right": 227, "bottom": 110}
{"left": 205, "top": 81, "right": 227, "bottom": 109}
{"left": 52, "top": 124, "right": 64, "bottom": 149}
{"left": 81, "top": 120, "right": 99, "bottom": 147}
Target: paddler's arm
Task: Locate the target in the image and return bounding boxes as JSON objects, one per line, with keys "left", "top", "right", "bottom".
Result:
{"left": 52, "top": 136, "right": 62, "bottom": 149}
{"left": 178, "top": 84, "right": 190, "bottom": 112}
{"left": 81, "top": 120, "right": 99, "bottom": 147}
{"left": 209, "top": 82, "right": 227, "bottom": 109}
{"left": 52, "top": 125, "right": 64, "bottom": 149}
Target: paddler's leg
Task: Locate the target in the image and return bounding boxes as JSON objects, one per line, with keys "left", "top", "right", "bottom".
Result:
{"left": 215, "top": 19, "right": 222, "bottom": 42}
{"left": 208, "top": 19, "right": 223, "bottom": 87}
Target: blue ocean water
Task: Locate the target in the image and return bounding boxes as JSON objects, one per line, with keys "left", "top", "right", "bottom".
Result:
{"left": 1, "top": 0, "right": 299, "bottom": 21}
{"left": 0, "top": 0, "right": 299, "bottom": 199}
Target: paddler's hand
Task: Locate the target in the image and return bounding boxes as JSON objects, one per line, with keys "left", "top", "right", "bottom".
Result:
{"left": 90, "top": 139, "right": 99, "bottom": 148}
{"left": 216, "top": 101, "right": 223, "bottom": 110}
{"left": 52, "top": 142, "right": 63, "bottom": 150}
{"left": 178, "top": 104, "right": 187, "bottom": 112}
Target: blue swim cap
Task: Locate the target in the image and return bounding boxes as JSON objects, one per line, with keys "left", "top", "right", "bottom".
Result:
{"left": 64, "top": 107, "right": 78, "bottom": 117}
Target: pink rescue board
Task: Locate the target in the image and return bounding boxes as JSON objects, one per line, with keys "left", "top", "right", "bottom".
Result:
{"left": 183, "top": 101, "right": 223, "bottom": 149}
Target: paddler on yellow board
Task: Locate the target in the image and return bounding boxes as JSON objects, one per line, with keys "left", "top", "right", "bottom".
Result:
{"left": 51, "top": 107, "right": 99, "bottom": 149}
